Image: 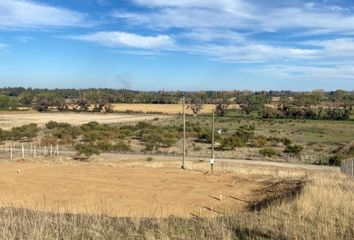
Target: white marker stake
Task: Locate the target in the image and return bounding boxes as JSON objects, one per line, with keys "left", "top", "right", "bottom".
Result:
{"left": 21, "top": 143, "right": 25, "bottom": 159}
{"left": 210, "top": 158, "right": 214, "bottom": 174}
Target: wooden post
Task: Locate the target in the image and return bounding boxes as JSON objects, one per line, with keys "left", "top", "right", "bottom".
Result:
{"left": 34, "top": 146, "right": 37, "bottom": 158}
{"left": 30, "top": 143, "right": 33, "bottom": 155}
{"left": 10, "top": 146, "right": 13, "bottom": 160}
{"left": 50, "top": 144, "right": 53, "bottom": 157}
{"left": 21, "top": 143, "right": 25, "bottom": 159}
{"left": 56, "top": 144, "right": 59, "bottom": 156}
{"left": 211, "top": 110, "right": 215, "bottom": 173}
{"left": 44, "top": 146, "right": 46, "bottom": 156}
{"left": 182, "top": 96, "right": 186, "bottom": 169}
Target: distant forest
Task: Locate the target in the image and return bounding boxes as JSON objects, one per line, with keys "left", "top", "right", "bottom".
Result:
{"left": 0, "top": 87, "right": 353, "bottom": 120}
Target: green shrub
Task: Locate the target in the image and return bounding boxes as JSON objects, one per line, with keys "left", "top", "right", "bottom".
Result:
{"left": 74, "top": 143, "right": 100, "bottom": 159}
{"left": 328, "top": 155, "right": 344, "bottom": 166}
{"left": 219, "top": 136, "right": 245, "bottom": 150}
{"left": 113, "top": 141, "right": 130, "bottom": 152}
{"left": 9, "top": 124, "right": 39, "bottom": 141}
{"left": 259, "top": 148, "right": 278, "bottom": 157}
{"left": 284, "top": 144, "right": 303, "bottom": 156}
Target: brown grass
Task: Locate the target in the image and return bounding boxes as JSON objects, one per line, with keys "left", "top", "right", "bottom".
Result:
{"left": 0, "top": 112, "right": 169, "bottom": 129}
{"left": 0, "top": 162, "right": 263, "bottom": 218}
{"left": 0, "top": 160, "right": 351, "bottom": 239}
{"left": 112, "top": 103, "right": 239, "bottom": 115}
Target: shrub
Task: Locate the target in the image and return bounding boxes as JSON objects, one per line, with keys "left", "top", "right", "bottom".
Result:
{"left": 252, "top": 135, "right": 268, "bottom": 147}
{"left": 219, "top": 136, "right": 245, "bottom": 150}
{"left": 9, "top": 124, "right": 39, "bottom": 141}
{"left": 284, "top": 144, "right": 303, "bottom": 156}
{"left": 328, "top": 155, "right": 344, "bottom": 166}
{"left": 281, "top": 137, "right": 292, "bottom": 147}
{"left": 74, "top": 143, "right": 100, "bottom": 159}
{"left": 259, "top": 148, "right": 278, "bottom": 157}
{"left": 142, "top": 130, "right": 176, "bottom": 151}
{"left": 112, "top": 141, "right": 130, "bottom": 152}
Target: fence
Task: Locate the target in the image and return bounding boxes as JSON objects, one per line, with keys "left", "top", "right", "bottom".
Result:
{"left": 341, "top": 159, "right": 354, "bottom": 178}
{"left": 0, "top": 142, "right": 64, "bottom": 160}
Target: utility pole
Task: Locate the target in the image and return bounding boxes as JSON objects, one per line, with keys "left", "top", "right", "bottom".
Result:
{"left": 211, "top": 110, "right": 215, "bottom": 173}
{"left": 182, "top": 96, "right": 186, "bottom": 169}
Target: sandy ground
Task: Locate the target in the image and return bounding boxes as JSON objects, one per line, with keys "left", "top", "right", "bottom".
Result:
{"left": 0, "top": 161, "right": 263, "bottom": 218}
{"left": 112, "top": 103, "right": 240, "bottom": 114}
{"left": 0, "top": 112, "right": 169, "bottom": 129}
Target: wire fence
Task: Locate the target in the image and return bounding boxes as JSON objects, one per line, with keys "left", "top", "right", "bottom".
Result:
{"left": 0, "top": 142, "right": 67, "bottom": 160}
{"left": 341, "top": 159, "right": 354, "bottom": 178}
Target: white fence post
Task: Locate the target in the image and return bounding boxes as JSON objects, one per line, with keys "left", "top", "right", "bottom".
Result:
{"left": 21, "top": 143, "right": 25, "bottom": 159}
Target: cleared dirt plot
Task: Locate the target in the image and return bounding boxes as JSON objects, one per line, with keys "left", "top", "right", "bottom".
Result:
{"left": 0, "top": 162, "right": 263, "bottom": 218}
{"left": 0, "top": 112, "right": 168, "bottom": 129}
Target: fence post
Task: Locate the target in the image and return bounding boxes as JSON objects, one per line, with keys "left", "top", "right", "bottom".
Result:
{"left": 21, "top": 143, "right": 25, "bottom": 159}
{"left": 34, "top": 146, "right": 37, "bottom": 158}
{"left": 10, "top": 146, "right": 13, "bottom": 160}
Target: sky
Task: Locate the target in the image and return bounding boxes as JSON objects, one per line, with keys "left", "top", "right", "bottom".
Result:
{"left": 0, "top": 0, "right": 354, "bottom": 91}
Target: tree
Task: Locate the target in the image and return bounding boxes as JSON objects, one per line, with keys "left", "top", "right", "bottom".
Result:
{"left": 238, "top": 94, "right": 267, "bottom": 115}
{"left": 215, "top": 98, "right": 231, "bottom": 117}
{"left": 187, "top": 98, "right": 204, "bottom": 116}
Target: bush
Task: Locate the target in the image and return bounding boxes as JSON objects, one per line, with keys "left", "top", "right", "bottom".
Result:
{"left": 328, "top": 155, "right": 344, "bottom": 166}
{"left": 112, "top": 141, "right": 130, "bottom": 152}
{"left": 259, "top": 148, "right": 278, "bottom": 157}
{"left": 74, "top": 143, "right": 100, "bottom": 159}
{"left": 142, "top": 130, "right": 176, "bottom": 151}
{"left": 284, "top": 144, "right": 303, "bottom": 156}
{"left": 219, "top": 136, "right": 245, "bottom": 150}
{"left": 252, "top": 135, "right": 268, "bottom": 147}
{"left": 9, "top": 124, "right": 39, "bottom": 141}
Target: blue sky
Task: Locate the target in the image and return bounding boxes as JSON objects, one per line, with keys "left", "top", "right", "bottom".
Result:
{"left": 0, "top": 0, "right": 354, "bottom": 91}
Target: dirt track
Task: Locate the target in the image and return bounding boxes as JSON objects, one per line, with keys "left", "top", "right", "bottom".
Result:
{"left": 0, "top": 162, "right": 263, "bottom": 218}
{"left": 0, "top": 112, "right": 169, "bottom": 129}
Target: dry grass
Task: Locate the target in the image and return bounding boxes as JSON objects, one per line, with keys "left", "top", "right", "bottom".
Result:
{"left": 112, "top": 103, "right": 239, "bottom": 115}
{"left": 0, "top": 160, "right": 351, "bottom": 239}
{"left": 0, "top": 112, "right": 168, "bottom": 129}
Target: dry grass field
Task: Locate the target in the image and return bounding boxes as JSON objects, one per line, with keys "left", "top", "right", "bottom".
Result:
{"left": 112, "top": 103, "right": 239, "bottom": 114}
{"left": 0, "top": 158, "right": 351, "bottom": 239}
{"left": 0, "top": 112, "right": 168, "bottom": 129}
{"left": 0, "top": 161, "right": 263, "bottom": 218}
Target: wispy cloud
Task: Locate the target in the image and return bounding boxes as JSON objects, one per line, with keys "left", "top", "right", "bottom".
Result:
{"left": 0, "top": 43, "right": 8, "bottom": 49}
{"left": 115, "top": 0, "right": 354, "bottom": 34}
{"left": 68, "top": 31, "right": 175, "bottom": 49}
{"left": 0, "top": 0, "right": 90, "bottom": 29}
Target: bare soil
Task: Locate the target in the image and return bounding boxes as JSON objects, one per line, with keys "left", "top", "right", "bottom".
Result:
{"left": 0, "top": 162, "right": 263, "bottom": 218}
{"left": 0, "top": 112, "right": 169, "bottom": 129}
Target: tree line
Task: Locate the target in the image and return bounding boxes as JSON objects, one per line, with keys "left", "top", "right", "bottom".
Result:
{"left": 0, "top": 88, "right": 353, "bottom": 118}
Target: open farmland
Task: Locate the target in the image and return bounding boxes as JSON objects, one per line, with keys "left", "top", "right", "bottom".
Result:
{"left": 0, "top": 112, "right": 169, "bottom": 130}
{"left": 112, "top": 103, "right": 239, "bottom": 114}
{"left": 0, "top": 161, "right": 265, "bottom": 218}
